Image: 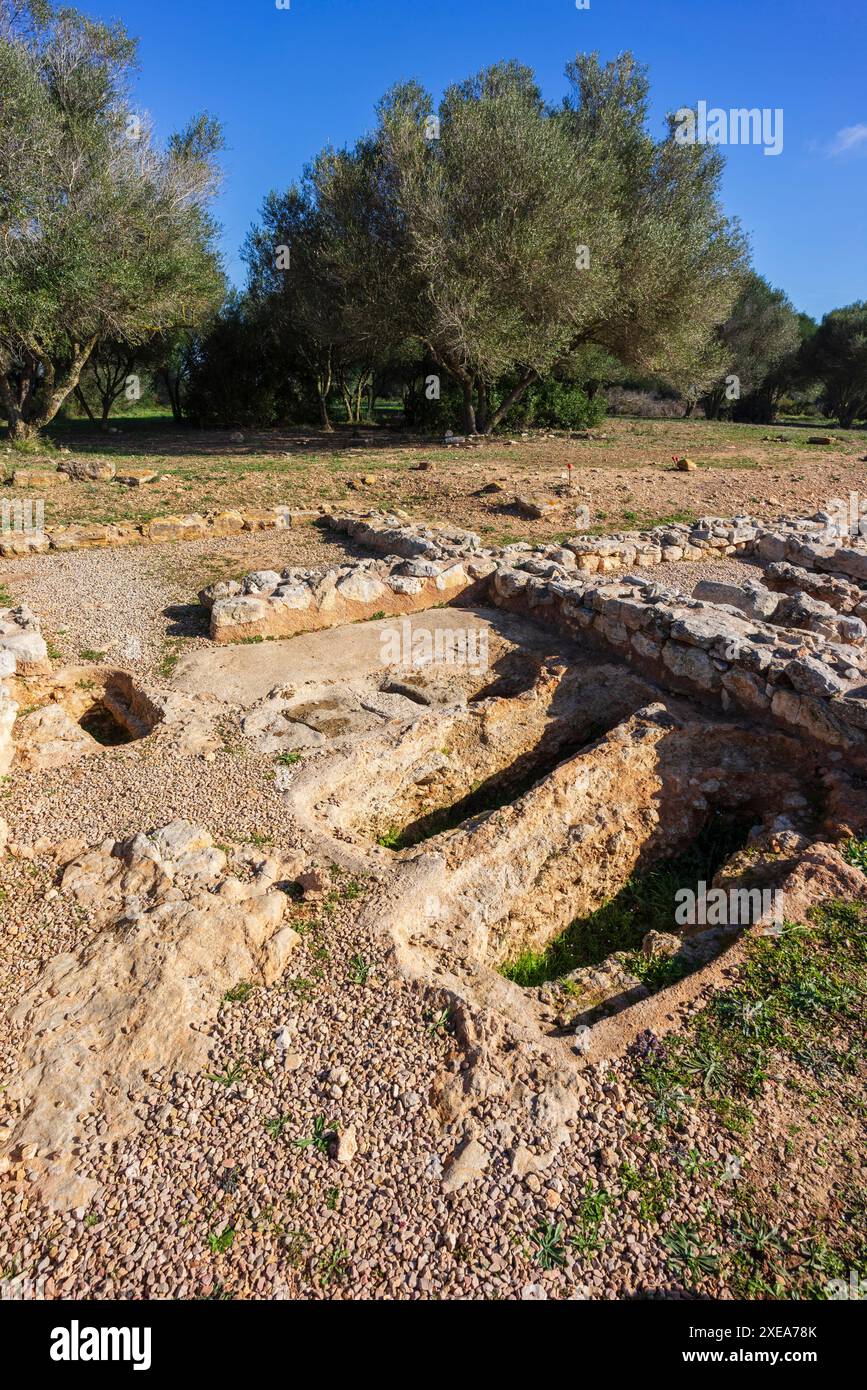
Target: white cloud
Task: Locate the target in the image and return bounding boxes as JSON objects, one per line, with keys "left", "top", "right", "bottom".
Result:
{"left": 827, "top": 123, "right": 867, "bottom": 156}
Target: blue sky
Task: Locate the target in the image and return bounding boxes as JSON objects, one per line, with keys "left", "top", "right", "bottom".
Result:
{"left": 79, "top": 0, "right": 865, "bottom": 320}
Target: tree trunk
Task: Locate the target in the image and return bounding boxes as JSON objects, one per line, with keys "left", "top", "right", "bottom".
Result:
{"left": 74, "top": 385, "right": 97, "bottom": 423}
{"left": 156, "top": 368, "right": 184, "bottom": 422}
{"left": 316, "top": 350, "right": 333, "bottom": 431}
{"left": 354, "top": 373, "right": 370, "bottom": 423}
{"left": 4, "top": 413, "right": 31, "bottom": 441}
{"left": 485, "top": 368, "right": 539, "bottom": 434}
{"left": 476, "top": 381, "right": 490, "bottom": 434}
{"left": 461, "top": 380, "right": 477, "bottom": 435}
{"left": 2, "top": 339, "right": 97, "bottom": 440}
{"left": 170, "top": 378, "right": 183, "bottom": 422}
{"left": 0, "top": 366, "right": 34, "bottom": 439}
{"left": 317, "top": 384, "right": 333, "bottom": 430}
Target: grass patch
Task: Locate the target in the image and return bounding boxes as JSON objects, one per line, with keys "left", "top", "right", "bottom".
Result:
{"left": 634, "top": 900, "right": 865, "bottom": 1134}
{"left": 156, "top": 640, "right": 182, "bottom": 680}
{"left": 628, "top": 899, "right": 867, "bottom": 1296}
{"left": 275, "top": 750, "right": 302, "bottom": 767}
{"left": 620, "top": 508, "right": 697, "bottom": 529}
{"left": 842, "top": 838, "right": 867, "bottom": 874}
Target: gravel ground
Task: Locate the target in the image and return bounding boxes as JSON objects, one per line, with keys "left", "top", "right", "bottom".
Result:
{"left": 0, "top": 534, "right": 860, "bottom": 1301}
{"left": 3, "top": 839, "right": 855, "bottom": 1300}
{"left": 0, "top": 848, "right": 748, "bottom": 1301}
{"left": 0, "top": 528, "right": 363, "bottom": 676}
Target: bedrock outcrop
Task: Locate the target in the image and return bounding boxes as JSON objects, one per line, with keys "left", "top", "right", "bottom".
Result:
{"left": 2, "top": 822, "right": 305, "bottom": 1209}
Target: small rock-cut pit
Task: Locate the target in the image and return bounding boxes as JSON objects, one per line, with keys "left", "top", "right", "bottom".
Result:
{"left": 78, "top": 699, "right": 138, "bottom": 747}
{"left": 10, "top": 668, "right": 161, "bottom": 772}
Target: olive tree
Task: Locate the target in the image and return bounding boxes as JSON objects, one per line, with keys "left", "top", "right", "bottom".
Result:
{"left": 311, "top": 53, "right": 748, "bottom": 434}
{"left": 701, "top": 273, "right": 803, "bottom": 421}
{"left": 798, "top": 303, "right": 867, "bottom": 428}
{"left": 0, "top": 0, "right": 224, "bottom": 439}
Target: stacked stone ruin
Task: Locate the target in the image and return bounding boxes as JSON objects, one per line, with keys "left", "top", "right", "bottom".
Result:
{"left": 203, "top": 510, "right": 867, "bottom": 769}
{"left": 0, "top": 504, "right": 320, "bottom": 557}
{"left": 0, "top": 605, "right": 48, "bottom": 854}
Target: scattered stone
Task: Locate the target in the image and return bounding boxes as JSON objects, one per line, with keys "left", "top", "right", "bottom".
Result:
{"left": 114, "top": 468, "right": 158, "bottom": 487}
{"left": 335, "top": 1123, "right": 358, "bottom": 1165}
{"left": 58, "top": 459, "right": 116, "bottom": 482}
{"left": 12, "top": 467, "right": 67, "bottom": 487}
{"left": 442, "top": 1137, "right": 491, "bottom": 1192}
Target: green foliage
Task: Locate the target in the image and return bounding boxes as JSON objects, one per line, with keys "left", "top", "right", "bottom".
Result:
{"left": 498, "top": 377, "right": 606, "bottom": 431}
{"left": 376, "top": 827, "right": 401, "bottom": 849}
{"left": 634, "top": 900, "right": 866, "bottom": 1136}
{"left": 530, "top": 1221, "right": 566, "bottom": 1270}
{"left": 222, "top": 981, "right": 255, "bottom": 1004}
{"left": 318, "top": 1242, "right": 350, "bottom": 1286}
{"left": 264, "top": 1114, "right": 292, "bottom": 1139}
{"left": 231, "top": 50, "right": 745, "bottom": 435}
{"left": 0, "top": 1, "right": 225, "bottom": 438}
{"left": 620, "top": 1161, "right": 675, "bottom": 1221}
{"left": 348, "top": 953, "right": 371, "bottom": 985}
{"left": 206, "top": 1227, "right": 235, "bottom": 1255}
{"left": 663, "top": 1224, "right": 720, "bottom": 1283}
{"left": 842, "top": 838, "right": 867, "bottom": 873}
{"left": 702, "top": 272, "right": 805, "bottom": 423}
{"left": 798, "top": 303, "right": 867, "bottom": 427}
{"left": 207, "top": 1059, "right": 246, "bottom": 1087}
{"left": 185, "top": 295, "right": 279, "bottom": 428}
{"left": 292, "top": 1115, "right": 335, "bottom": 1154}
{"left": 570, "top": 1183, "right": 611, "bottom": 1255}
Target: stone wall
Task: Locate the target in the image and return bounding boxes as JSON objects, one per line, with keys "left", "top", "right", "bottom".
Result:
{"left": 202, "top": 551, "right": 496, "bottom": 643}
{"left": 489, "top": 565, "right": 867, "bottom": 764}
{"left": 0, "top": 607, "right": 49, "bottom": 850}
{"left": 318, "top": 510, "right": 867, "bottom": 769}
{"left": 0, "top": 505, "right": 320, "bottom": 558}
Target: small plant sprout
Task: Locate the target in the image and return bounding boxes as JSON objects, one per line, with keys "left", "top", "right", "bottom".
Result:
{"left": 663, "top": 1224, "right": 720, "bottom": 1283}
{"left": 206, "top": 1227, "right": 235, "bottom": 1255}
{"left": 318, "top": 1242, "right": 350, "bottom": 1286}
{"left": 265, "top": 1114, "right": 292, "bottom": 1139}
{"left": 349, "top": 952, "right": 371, "bottom": 985}
{"left": 207, "top": 1059, "right": 246, "bottom": 1088}
{"left": 222, "top": 980, "right": 255, "bottom": 1004}
{"left": 276, "top": 750, "right": 302, "bottom": 767}
{"left": 425, "top": 1007, "right": 451, "bottom": 1037}
{"left": 292, "top": 1115, "right": 336, "bottom": 1154}
{"left": 531, "top": 1221, "right": 566, "bottom": 1270}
